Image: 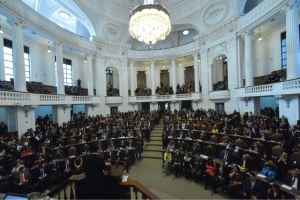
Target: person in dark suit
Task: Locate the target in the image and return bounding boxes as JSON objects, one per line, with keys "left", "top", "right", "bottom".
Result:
{"left": 61, "top": 157, "right": 73, "bottom": 180}
{"left": 122, "top": 147, "right": 132, "bottom": 173}
{"left": 83, "top": 143, "right": 111, "bottom": 199}
{"left": 49, "top": 159, "right": 62, "bottom": 190}
{"left": 212, "top": 161, "right": 230, "bottom": 194}
{"left": 14, "top": 167, "right": 31, "bottom": 194}
{"left": 283, "top": 168, "right": 300, "bottom": 190}
{"left": 34, "top": 163, "right": 49, "bottom": 192}
{"left": 276, "top": 151, "right": 293, "bottom": 181}
{"left": 239, "top": 154, "right": 253, "bottom": 170}
{"left": 219, "top": 149, "right": 232, "bottom": 164}
{"left": 240, "top": 171, "right": 265, "bottom": 199}
{"left": 105, "top": 149, "right": 116, "bottom": 160}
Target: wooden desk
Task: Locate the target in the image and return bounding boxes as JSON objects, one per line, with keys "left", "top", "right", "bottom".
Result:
{"left": 256, "top": 174, "right": 273, "bottom": 184}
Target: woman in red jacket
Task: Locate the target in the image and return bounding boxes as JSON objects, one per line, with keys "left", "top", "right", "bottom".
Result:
{"left": 205, "top": 158, "right": 217, "bottom": 190}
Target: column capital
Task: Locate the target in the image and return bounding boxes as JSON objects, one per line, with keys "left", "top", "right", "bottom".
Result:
{"left": 192, "top": 51, "right": 199, "bottom": 57}
{"left": 280, "top": 0, "right": 300, "bottom": 14}
{"left": 199, "top": 48, "right": 208, "bottom": 56}
{"left": 150, "top": 60, "right": 155, "bottom": 64}
{"left": 95, "top": 54, "right": 106, "bottom": 63}
{"left": 53, "top": 41, "right": 64, "bottom": 48}
{"left": 120, "top": 59, "right": 128, "bottom": 66}
{"left": 85, "top": 52, "right": 95, "bottom": 58}
{"left": 240, "top": 30, "right": 254, "bottom": 38}
{"left": 6, "top": 17, "right": 26, "bottom": 29}
{"left": 129, "top": 60, "right": 135, "bottom": 64}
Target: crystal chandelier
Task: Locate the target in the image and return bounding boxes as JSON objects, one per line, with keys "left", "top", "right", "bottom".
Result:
{"left": 129, "top": 0, "right": 171, "bottom": 46}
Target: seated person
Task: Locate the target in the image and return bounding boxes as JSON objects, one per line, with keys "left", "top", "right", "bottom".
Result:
{"left": 240, "top": 171, "right": 264, "bottom": 199}
{"left": 49, "top": 159, "right": 63, "bottom": 190}
{"left": 261, "top": 163, "right": 276, "bottom": 179}
{"left": 167, "top": 141, "right": 175, "bottom": 150}
{"left": 283, "top": 168, "right": 300, "bottom": 190}
{"left": 204, "top": 158, "right": 217, "bottom": 190}
{"left": 228, "top": 165, "right": 243, "bottom": 199}
{"left": 104, "top": 149, "right": 116, "bottom": 161}
{"left": 276, "top": 151, "right": 293, "bottom": 182}
{"left": 219, "top": 149, "right": 232, "bottom": 164}
{"left": 53, "top": 149, "right": 63, "bottom": 160}
{"left": 20, "top": 146, "right": 33, "bottom": 156}
{"left": 239, "top": 154, "right": 253, "bottom": 170}
{"left": 173, "top": 151, "right": 182, "bottom": 178}
{"left": 11, "top": 160, "right": 25, "bottom": 173}
{"left": 267, "top": 184, "right": 285, "bottom": 199}
{"left": 34, "top": 163, "right": 49, "bottom": 192}
{"left": 62, "top": 157, "right": 73, "bottom": 180}
{"left": 211, "top": 125, "right": 219, "bottom": 133}
{"left": 14, "top": 166, "right": 31, "bottom": 194}
{"left": 212, "top": 161, "right": 230, "bottom": 194}
{"left": 192, "top": 154, "right": 203, "bottom": 182}
{"left": 183, "top": 152, "right": 192, "bottom": 179}
{"left": 34, "top": 154, "right": 45, "bottom": 165}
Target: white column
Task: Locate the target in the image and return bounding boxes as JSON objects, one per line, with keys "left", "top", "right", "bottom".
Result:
{"left": 9, "top": 19, "right": 26, "bottom": 92}
{"left": 200, "top": 49, "right": 209, "bottom": 94}
{"left": 208, "top": 64, "right": 213, "bottom": 91}
{"left": 151, "top": 60, "right": 155, "bottom": 95}
{"left": 283, "top": 0, "right": 300, "bottom": 79}
{"left": 130, "top": 60, "right": 135, "bottom": 96}
{"left": 171, "top": 58, "right": 176, "bottom": 91}
{"left": 86, "top": 53, "right": 94, "bottom": 96}
{"left": 54, "top": 41, "right": 65, "bottom": 94}
{"left": 243, "top": 30, "right": 254, "bottom": 87}
{"left": 193, "top": 52, "right": 200, "bottom": 92}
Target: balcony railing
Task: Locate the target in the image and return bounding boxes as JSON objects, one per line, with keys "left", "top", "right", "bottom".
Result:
{"left": 129, "top": 93, "right": 202, "bottom": 103}
{"left": 0, "top": 91, "right": 30, "bottom": 101}
{"left": 283, "top": 79, "right": 300, "bottom": 90}
{"left": 245, "top": 85, "right": 273, "bottom": 94}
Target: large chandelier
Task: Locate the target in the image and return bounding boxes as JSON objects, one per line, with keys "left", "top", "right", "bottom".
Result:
{"left": 129, "top": 0, "right": 171, "bottom": 46}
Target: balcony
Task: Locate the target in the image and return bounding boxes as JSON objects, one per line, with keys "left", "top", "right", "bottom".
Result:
{"left": 129, "top": 92, "right": 202, "bottom": 103}
{"left": 235, "top": 78, "right": 300, "bottom": 98}
{"left": 105, "top": 96, "right": 123, "bottom": 104}
{"left": 209, "top": 90, "right": 230, "bottom": 102}
{"left": 0, "top": 91, "right": 100, "bottom": 106}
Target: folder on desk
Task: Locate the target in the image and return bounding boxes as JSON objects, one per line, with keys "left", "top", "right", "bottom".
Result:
{"left": 281, "top": 184, "right": 292, "bottom": 190}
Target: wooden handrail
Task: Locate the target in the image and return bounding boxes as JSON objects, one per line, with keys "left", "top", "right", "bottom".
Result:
{"left": 119, "top": 177, "right": 160, "bottom": 200}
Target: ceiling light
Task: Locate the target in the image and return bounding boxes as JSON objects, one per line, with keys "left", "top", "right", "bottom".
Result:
{"left": 198, "top": 59, "right": 200, "bottom": 62}
{"left": 217, "top": 58, "right": 219, "bottom": 60}
{"left": 183, "top": 30, "right": 189, "bottom": 35}
{"left": 0, "top": 26, "right": 3, "bottom": 34}
{"left": 84, "top": 58, "right": 87, "bottom": 62}
{"left": 59, "top": 11, "right": 71, "bottom": 20}
{"left": 258, "top": 29, "right": 262, "bottom": 41}
{"left": 57, "top": 23, "right": 64, "bottom": 28}
{"left": 47, "top": 42, "right": 51, "bottom": 53}
{"left": 160, "top": 36, "right": 166, "bottom": 40}
{"left": 129, "top": 0, "right": 171, "bottom": 46}
{"left": 180, "top": 62, "right": 182, "bottom": 66}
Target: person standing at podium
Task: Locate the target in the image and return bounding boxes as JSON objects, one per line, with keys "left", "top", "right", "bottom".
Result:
{"left": 83, "top": 143, "right": 111, "bottom": 199}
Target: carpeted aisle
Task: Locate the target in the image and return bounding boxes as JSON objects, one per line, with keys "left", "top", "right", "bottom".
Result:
{"left": 128, "top": 120, "right": 228, "bottom": 199}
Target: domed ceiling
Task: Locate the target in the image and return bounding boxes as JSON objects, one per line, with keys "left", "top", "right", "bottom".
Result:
{"left": 20, "top": 0, "right": 265, "bottom": 50}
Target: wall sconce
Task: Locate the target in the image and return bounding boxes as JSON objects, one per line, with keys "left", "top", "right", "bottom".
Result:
{"left": 24, "top": 110, "right": 28, "bottom": 118}
{"left": 63, "top": 107, "right": 66, "bottom": 114}
{"left": 240, "top": 97, "right": 251, "bottom": 107}
{"left": 90, "top": 103, "right": 98, "bottom": 111}
{"left": 285, "top": 99, "right": 291, "bottom": 108}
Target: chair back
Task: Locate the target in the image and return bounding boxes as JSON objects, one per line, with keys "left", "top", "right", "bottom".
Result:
{"left": 205, "top": 145, "right": 215, "bottom": 157}
{"left": 235, "top": 139, "right": 245, "bottom": 149}
{"left": 68, "top": 138, "right": 76, "bottom": 145}
{"left": 272, "top": 145, "right": 284, "bottom": 158}
{"left": 293, "top": 152, "right": 300, "bottom": 162}
{"left": 210, "top": 135, "right": 218, "bottom": 143}
{"left": 68, "top": 146, "right": 77, "bottom": 157}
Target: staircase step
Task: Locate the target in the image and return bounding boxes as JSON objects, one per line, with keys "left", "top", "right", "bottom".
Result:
{"left": 146, "top": 143, "right": 163, "bottom": 147}
{"left": 144, "top": 145, "right": 163, "bottom": 151}
{"left": 148, "top": 140, "right": 162, "bottom": 145}
{"left": 141, "top": 151, "right": 162, "bottom": 159}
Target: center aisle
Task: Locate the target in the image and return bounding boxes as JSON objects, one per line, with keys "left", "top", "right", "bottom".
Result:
{"left": 141, "top": 119, "right": 164, "bottom": 159}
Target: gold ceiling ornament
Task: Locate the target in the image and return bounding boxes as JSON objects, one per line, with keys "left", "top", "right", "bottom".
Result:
{"left": 129, "top": 0, "right": 171, "bottom": 46}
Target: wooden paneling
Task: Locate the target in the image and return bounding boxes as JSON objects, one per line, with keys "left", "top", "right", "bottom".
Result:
{"left": 184, "top": 66, "right": 194, "bottom": 86}
{"left": 137, "top": 71, "right": 147, "bottom": 88}
{"left": 160, "top": 70, "right": 170, "bottom": 87}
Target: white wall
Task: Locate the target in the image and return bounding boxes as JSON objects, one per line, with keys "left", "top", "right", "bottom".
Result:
{"left": 73, "top": 104, "right": 86, "bottom": 114}
{"left": 35, "top": 106, "right": 52, "bottom": 118}
{"left": 0, "top": 107, "right": 7, "bottom": 124}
